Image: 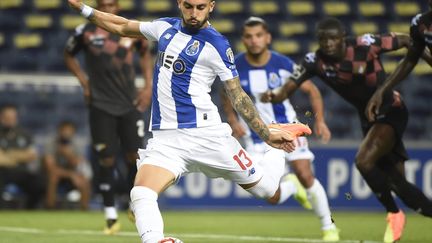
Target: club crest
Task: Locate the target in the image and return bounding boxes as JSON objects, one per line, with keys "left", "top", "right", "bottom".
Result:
{"left": 186, "top": 40, "right": 200, "bottom": 56}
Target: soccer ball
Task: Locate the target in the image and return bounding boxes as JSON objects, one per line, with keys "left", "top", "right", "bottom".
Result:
{"left": 158, "top": 237, "right": 183, "bottom": 243}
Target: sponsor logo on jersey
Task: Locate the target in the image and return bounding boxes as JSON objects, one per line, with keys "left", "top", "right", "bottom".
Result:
{"left": 305, "top": 52, "right": 316, "bottom": 63}
{"left": 173, "top": 58, "right": 186, "bottom": 74}
{"left": 185, "top": 40, "right": 200, "bottom": 56}
{"left": 360, "top": 33, "right": 376, "bottom": 46}
{"left": 157, "top": 51, "right": 186, "bottom": 74}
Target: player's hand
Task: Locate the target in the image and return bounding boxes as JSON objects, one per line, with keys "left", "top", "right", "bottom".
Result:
{"left": 366, "top": 88, "right": 385, "bottom": 122}
{"left": 230, "top": 121, "right": 246, "bottom": 139}
{"left": 266, "top": 123, "right": 313, "bottom": 152}
{"left": 266, "top": 131, "right": 296, "bottom": 152}
{"left": 260, "top": 90, "right": 274, "bottom": 103}
{"left": 314, "top": 120, "right": 331, "bottom": 144}
{"left": 83, "top": 86, "right": 91, "bottom": 105}
{"left": 134, "top": 87, "right": 151, "bottom": 112}
{"left": 68, "top": 0, "right": 83, "bottom": 11}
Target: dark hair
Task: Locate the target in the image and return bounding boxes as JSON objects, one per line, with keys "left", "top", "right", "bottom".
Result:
{"left": 315, "top": 17, "right": 345, "bottom": 34}
{"left": 0, "top": 104, "right": 17, "bottom": 113}
{"left": 242, "top": 16, "right": 269, "bottom": 34}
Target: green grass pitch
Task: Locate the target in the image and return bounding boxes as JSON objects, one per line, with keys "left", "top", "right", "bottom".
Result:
{"left": 0, "top": 210, "right": 431, "bottom": 243}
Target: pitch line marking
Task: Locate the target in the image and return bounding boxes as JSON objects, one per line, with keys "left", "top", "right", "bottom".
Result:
{"left": 0, "top": 226, "right": 381, "bottom": 243}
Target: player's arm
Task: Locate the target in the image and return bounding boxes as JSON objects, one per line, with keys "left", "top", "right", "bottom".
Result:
{"left": 224, "top": 77, "right": 270, "bottom": 141}
{"left": 3, "top": 148, "right": 38, "bottom": 164}
{"left": 261, "top": 63, "right": 312, "bottom": 103}
{"left": 299, "top": 80, "right": 331, "bottom": 143}
{"left": 366, "top": 16, "right": 426, "bottom": 121}
{"left": 135, "top": 40, "right": 154, "bottom": 112}
{"left": 64, "top": 50, "right": 90, "bottom": 103}
{"left": 68, "top": 0, "right": 142, "bottom": 38}
{"left": 224, "top": 77, "right": 295, "bottom": 151}
{"left": 366, "top": 50, "right": 420, "bottom": 121}
{"left": 220, "top": 89, "right": 246, "bottom": 139}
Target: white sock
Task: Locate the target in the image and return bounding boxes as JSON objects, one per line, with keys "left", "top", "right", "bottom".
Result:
{"left": 306, "top": 179, "right": 335, "bottom": 230}
{"left": 277, "top": 180, "right": 297, "bottom": 204}
{"left": 131, "top": 186, "right": 164, "bottom": 243}
{"left": 104, "top": 206, "right": 118, "bottom": 220}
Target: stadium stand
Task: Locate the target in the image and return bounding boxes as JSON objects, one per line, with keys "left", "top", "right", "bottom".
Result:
{"left": 0, "top": 0, "right": 431, "bottom": 140}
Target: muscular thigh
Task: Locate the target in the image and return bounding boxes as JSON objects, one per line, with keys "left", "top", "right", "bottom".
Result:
{"left": 357, "top": 123, "right": 397, "bottom": 163}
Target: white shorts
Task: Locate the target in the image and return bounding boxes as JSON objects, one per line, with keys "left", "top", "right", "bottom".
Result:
{"left": 136, "top": 123, "right": 263, "bottom": 185}
{"left": 244, "top": 136, "right": 315, "bottom": 163}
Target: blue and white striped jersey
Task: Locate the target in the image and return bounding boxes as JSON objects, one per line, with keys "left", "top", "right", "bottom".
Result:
{"left": 235, "top": 51, "right": 298, "bottom": 144}
{"left": 139, "top": 17, "right": 238, "bottom": 130}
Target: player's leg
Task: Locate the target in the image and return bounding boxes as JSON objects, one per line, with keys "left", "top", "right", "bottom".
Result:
{"left": 278, "top": 137, "right": 314, "bottom": 208}
{"left": 43, "top": 156, "right": 60, "bottom": 209}
{"left": 242, "top": 142, "right": 289, "bottom": 205}
{"left": 132, "top": 164, "right": 176, "bottom": 243}
{"left": 118, "top": 110, "right": 144, "bottom": 198}
{"left": 132, "top": 129, "right": 190, "bottom": 243}
{"left": 69, "top": 172, "right": 91, "bottom": 210}
{"left": 356, "top": 123, "right": 400, "bottom": 212}
{"left": 382, "top": 157, "right": 432, "bottom": 217}
{"left": 288, "top": 137, "right": 338, "bottom": 241}
{"left": 89, "top": 106, "right": 119, "bottom": 233}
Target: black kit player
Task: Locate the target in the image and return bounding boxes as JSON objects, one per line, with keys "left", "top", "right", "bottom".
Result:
{"left": 367, "top": 0, "right": 432, "bottom": 121}
{"left": 64, "top": 0, "right": 153, "bottom": 235}
{"left": 262, "top": 17, "right": 432, "bottom": 243}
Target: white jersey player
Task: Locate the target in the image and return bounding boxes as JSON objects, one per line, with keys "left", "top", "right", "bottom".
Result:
{"left": 222, "top": 17, "right": 339, "bottom": 241}
{"left": 68, "top": 1, "right": 306, "bottom": 243}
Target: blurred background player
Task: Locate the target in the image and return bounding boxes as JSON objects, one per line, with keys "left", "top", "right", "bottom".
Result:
{"left": 64, "top": 0, "right": 153, "bottom": 234}
{"left": 43, "top": 121, "right": 92, "bottom": 210}
{"left": 222, "top": 16, "right": 338, "bottom": 241}
{"left": 67, "top": 0, "right": 306, "bottom": 242}
{"left": 367, "top": 0, "right": 432, "bottom": 119}
{"left": 0, "top": 104, "right": 44, "bottom": 209}
{"left": 263, "top": 17, "right": 432, "bottom": 243}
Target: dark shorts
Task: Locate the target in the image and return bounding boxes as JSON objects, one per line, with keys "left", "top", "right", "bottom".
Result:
{"left": 359, "top": 104, "right": 409, "bottom": 163}
{"left": 89, "top": 106, "right": 144, "bottom": 158}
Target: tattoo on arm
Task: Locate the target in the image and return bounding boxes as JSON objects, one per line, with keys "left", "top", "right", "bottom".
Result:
{"left": 224, "top": 78, "right": 269, "bottom": 141}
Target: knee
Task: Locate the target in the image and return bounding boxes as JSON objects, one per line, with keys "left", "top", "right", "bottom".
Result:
{"left": 295, "top": 171, "right": 315, "bottom": 188}
{"left": 130, "top": 186, "right": 158, "bottom": 208}
{"left": 244, "top": 175, "right": 278, "bottom": 200}
{"left": 355, "top": 153, "right": 374, "bottom": 173}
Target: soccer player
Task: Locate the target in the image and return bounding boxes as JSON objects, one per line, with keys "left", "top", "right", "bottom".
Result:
{"left": 366, "top": 1, "right": 432, "bottom": 121}
{"left": 67, "top": 0, "right": 302, "bottom": 242}
{"left": 262, "top": 17, "right": 432, "bottom": 243}
{"left": 64, "top": 0, "right": 153, "bottom": 234}
{"left": 222, "top": 16, "right": 338, "bottom": 241}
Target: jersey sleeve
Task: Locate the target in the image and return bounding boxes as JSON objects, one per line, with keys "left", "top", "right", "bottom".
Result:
{"left": 407, "top": 14, "right": 426, "bottom": 62}
{"left": 139, "top": 18, "right": 174, "bottom": 41}
{"left": 65, "top": 24, "right": 85, "bottom": 55}
{"left": 290, "top": 53, "right": 316, "bottom": 86}
{"left": 206, "top": 39, "right": 239, "bottom": 81}
{"left": 358, "top": 33, "right": 400, "bottom": 54}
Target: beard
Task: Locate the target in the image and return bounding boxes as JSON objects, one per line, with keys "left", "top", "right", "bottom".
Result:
{"left": 182, "top": 15, "right": 209, "bottom": 31}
